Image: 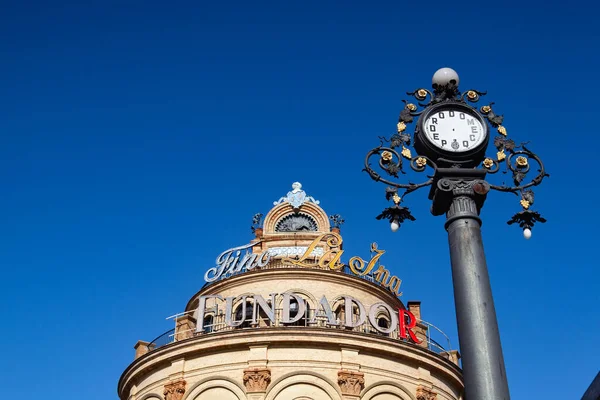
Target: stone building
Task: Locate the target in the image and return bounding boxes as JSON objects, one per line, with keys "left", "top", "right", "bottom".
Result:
{"left": 117, "top": 183, "right": 464, "bottom": 400}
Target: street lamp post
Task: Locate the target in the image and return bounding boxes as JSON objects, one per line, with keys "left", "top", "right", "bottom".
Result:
{"left": 363, "top": 68, "right": 548, "bottom": 400}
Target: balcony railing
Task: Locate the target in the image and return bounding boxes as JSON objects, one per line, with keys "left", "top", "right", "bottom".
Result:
{"left": 144, "top": 309, "right": 455, "bottom": 361}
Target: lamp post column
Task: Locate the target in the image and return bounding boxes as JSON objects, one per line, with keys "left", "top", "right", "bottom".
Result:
{"left": 443, "top": 179, "right": 511, "bottom": 400}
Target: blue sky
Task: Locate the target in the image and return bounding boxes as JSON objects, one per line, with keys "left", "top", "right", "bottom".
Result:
{"left": 1, "top": 1, "right": 598, "bottom": 399}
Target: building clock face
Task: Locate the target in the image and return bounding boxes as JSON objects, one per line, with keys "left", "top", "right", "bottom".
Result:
{"left": 422, "top": 107, "right": 486, "bottom": 153}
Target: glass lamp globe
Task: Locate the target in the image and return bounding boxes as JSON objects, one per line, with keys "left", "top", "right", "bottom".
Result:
{"left": 432, "top": 67, "right": 460, "bottom": 86}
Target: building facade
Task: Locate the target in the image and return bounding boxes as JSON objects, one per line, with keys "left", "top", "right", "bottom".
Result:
{"left": 118, "top": 183, "right": 464, "bottom": 400}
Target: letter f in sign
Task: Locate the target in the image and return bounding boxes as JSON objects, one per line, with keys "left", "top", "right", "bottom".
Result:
{"left": 398, "top": 309, "right": 422, "bottom": 344}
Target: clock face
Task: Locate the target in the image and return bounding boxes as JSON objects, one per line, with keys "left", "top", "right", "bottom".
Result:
{"left": 423, "top": 108, "right": 486, "bottom": 153}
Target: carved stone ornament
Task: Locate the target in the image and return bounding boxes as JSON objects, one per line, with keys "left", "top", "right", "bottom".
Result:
{"left": 163, "top": 380, "right": 186, "bottom": 400}
{"left": 243, "top": 367, "right": 271, "bottom": 393}
{"left": 273, "top": 182, "right": 320, "bottom": 208}
{"left": 337, "top": 370, "right": 365, "bottom": 396}
{"left": 416, "top": 386, "right": 437, "bottom": 400}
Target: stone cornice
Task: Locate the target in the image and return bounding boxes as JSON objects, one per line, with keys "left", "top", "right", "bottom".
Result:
{"left": 117, "top": 327, "right": 462, "bottom": 398}
{"left": 185, "top": 268, "right": 405, "bottom": 312}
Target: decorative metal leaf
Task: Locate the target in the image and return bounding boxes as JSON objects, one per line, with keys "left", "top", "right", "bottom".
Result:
{"left": 389, "top": 133, "right": 411, "bottom": 149}
{"left": 390, "top": 134, "right": 402, "bottom": 149}
{"left": 504, "top": 139, "right": 516, "bottom": 152}
{"left": 507, "top": 210, "right": 547, "bottom": 229}
{"left": 522, "top": 190, "right": 535, "bottom": 204}
{"left": 386, "top": 163, "right": 401, "bottom": 177}
{"left": 385, "top": 187, "right": 398, "bottom": 201}
{"left": 399, "top": 108, "right": 414, "bottom": 123}
{"left": 487, "top": 110, "right": 504, "bottom": 126}
{"left": 513, "top": 171, "right": 526, "bottom": 186}
{"left": 376, "top": 205, "right": 416, "bottom": 225}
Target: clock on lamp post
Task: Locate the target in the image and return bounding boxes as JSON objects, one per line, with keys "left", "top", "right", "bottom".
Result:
{"left": 363, "top": 67, "right": 549, "bottom": 400}
{"left": 415, "top": 102, "right": 489, "bottom": 167}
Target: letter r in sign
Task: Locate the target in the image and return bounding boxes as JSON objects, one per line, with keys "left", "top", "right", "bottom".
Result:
{"left": 399, "top": 309, "right": 421, "bottom": 343}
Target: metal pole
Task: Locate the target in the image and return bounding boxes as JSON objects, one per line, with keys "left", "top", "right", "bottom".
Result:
{"left": 446, "top": 193, "right": 510, "bottom": 400}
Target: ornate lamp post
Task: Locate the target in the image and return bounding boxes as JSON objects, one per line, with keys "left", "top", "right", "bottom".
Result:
{"left": 363, "top": 68, "right": 548, "bottom": 400}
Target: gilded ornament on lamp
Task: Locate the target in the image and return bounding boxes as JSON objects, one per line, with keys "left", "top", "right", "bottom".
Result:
{"left": 416, "top": 89, "right": 427, "bottom": 99}
{"left": 520, "top": 199, "right": 530, "bottom": 209}
{"left": 483, "top": 158, "right": 494, "bottom": 169}
{"left": 392, "top": 193, "right": 401, "bottom": 205}
{"left": 381, "top": 151, "right": 393, "bottom": 162}
{"left": 497, "top": 149, "right": 506, "bottom": 161}
{"left": 498, "top": 125, "right": 507, "bottom": 136}
{"left": 481, "top": 105, "right": 491, "bottom": 114}
{"left": 401, "top": 146, "right": 412, "bottom": 159}
{"left": 516, "top": 156, "right": 528, "bottom": 167}
{"left": 397, "top": 122, "right": 407, "bottom": 133}
{"left": 406, "top": 103, "right": 417, "bottom": 111}
{"left": 415, "top": 157, "right": 427, "bottom": 167}
{"left": 467, "top": 90, "right": 477, "bottom": 100}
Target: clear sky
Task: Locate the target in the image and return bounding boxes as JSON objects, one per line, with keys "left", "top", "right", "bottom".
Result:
{"left": 1, "top": 1, "right": 598, "bottom": 399}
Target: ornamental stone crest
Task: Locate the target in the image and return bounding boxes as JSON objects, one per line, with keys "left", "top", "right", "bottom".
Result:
{"left": 337, "top": 370, "right": 365, "bottom": 396}
{"left": 163, "top": 380, "right": 186, "bottom": 400}
{"left": 243, "top": 367, "right": 271, "bottom": 393}
{"left": 273, "top": 182, "right": 320, "bottom": 209}
{"left": 416, "top": 386, "right": 437, "bottom": 400}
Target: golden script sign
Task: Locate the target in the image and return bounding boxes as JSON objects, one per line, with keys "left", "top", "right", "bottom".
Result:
{"left": 282, "top": 232, "right": 402, "bottom": 297}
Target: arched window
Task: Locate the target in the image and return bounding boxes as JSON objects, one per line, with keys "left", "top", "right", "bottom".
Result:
{"left": 235, "top": 302, "right": 254, "bottom": 329}
{"left": 288, "top": 298, "right": 307, "bottom": 327}
{"left": 275, "top": 213, "right": 318, "bottom": 232}
{"left": 203, "top": 315, "right": 214, "bottom": 333}
{"left": 334, "top": 304, "right": 342, "bottom": 320}
{"left": 377, "top": 317, "right": 390, "bottom": 337}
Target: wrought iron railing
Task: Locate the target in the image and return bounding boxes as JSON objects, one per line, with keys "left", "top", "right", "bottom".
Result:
{"left": 145, "top": 309, "right": 453, "bottom": 359}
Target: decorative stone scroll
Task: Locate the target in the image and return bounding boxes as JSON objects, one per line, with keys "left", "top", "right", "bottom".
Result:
{"left": 243, "top": 367, "right": 271, "bottom": 392}
{"left": 163, "top": 380, "right": 186, "bottom": 400}
{"left": 337, "top": 370, "right": 365, "bottom": 396}
{"left": 416, "top": 386, "right": 437, "bottom": 400}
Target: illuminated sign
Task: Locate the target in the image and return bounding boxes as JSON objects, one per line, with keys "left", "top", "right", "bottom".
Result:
{"left": 196, "top": 291, "right": 421, "bottom": 344}
{"left": 205, "top": 233, "right": 403, "bottom": 297}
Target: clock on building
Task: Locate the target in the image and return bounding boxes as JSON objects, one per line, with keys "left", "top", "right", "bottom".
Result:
{"left": 414, "top": 102, "right": 488, "bottom": 166}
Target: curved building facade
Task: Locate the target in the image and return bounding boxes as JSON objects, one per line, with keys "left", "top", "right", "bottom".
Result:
{"left": 118, "top": 183, "right": 464, "bottom": 400}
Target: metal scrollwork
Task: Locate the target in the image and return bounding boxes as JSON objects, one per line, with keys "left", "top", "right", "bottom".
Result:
{"left": 364, "top": 70, "right": 549, "bottom": 235}
{"left": 329, "top": 214, "right": 345, "bottom": 229}
{"left": 251, "top": 213, "right": 263, "bottom": 234}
